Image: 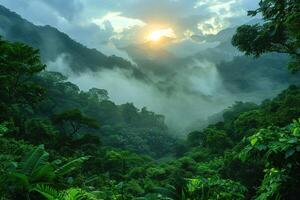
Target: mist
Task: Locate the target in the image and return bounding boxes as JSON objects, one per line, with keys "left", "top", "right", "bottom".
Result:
{"left": 46, "top": 52, "right": 274, "bottom": 135}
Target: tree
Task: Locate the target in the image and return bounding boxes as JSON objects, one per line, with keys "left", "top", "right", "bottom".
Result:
{"left": 186, "top": 131, "right": 205, "bottom": 148}
{"left": 0, "top": 38, "right": 46, "bottom": 136}
{"left": 204, "top": 128, "right": 233, "bottom": 154}
{"left": 52, "top": 109, "right": 99, "bottom": 136}
{"left": 0, "top": 38, "right": 46, "bottom": 105}
{"left": 232, "top": 0, "right": 300, "bottom": 72}
{"left": 87, "top": 88, "right": 109, "bottom": 102}
{"left": 120, "top": 103, "right": 139, "bottom": 125}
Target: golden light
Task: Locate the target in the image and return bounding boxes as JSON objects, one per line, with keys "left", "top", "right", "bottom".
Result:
{"left": 146, "top": 28, "right": 176, "bottom": 42}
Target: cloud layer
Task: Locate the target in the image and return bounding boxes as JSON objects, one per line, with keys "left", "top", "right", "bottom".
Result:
{"left": 0, "top": 0, "right": 259, "bottom": 55}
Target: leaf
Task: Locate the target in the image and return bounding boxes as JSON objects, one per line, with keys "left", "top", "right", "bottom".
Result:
{"left": 19, "top": 145, "right": 49, "bottom": 175}
{"left": 31, "top": 184, "right": 61, "bottom": 200}
{"left": 285, "top": 149, "right": 295, "bottom": 158}
{"left": 9, "top": 172, "right": 30, "bottom": 188}
{"left": 54, "top": 156, "right": 90, "bottom": 176}
{"left": 0, "top": 123, "right": 9, "bottom": 134}
{"left": 250, "top": 137, "right": 258, "bottom": 146}
{"left": 287, "top": 137, "right": 298, "bottom": 144}
{"left": 293, "top": 127, "right": 300, "bottom": 137}
{"left": 64, "top": 188, "right": 93, "bottom": 200}
{"left": 32, "top": 185, "right": 96, "bottom": 200}
{"left": 257, "top": 144, "right": 267, "bottom": 151}
{"left": 31, "top": 164, "right": 55, "bottom": 182}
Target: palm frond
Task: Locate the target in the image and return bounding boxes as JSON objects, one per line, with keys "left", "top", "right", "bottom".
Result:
{"left": 8, "top": 172, "right": 29, "bottom": 189}
{"left": 31, "top": 163, "right": 55, "bottom": 182}
{"left": 19, "top": 145, "right": 49, "bottom": 175}
{"left": 54, "top": 156, "right": 90, "bottom": 176}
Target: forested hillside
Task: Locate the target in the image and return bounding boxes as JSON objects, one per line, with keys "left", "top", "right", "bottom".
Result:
{"left": 1, "top": 0, "right": 300, "bottom": 200}
{"left": 0, "top": 5, "right": 145, "bottom": 78}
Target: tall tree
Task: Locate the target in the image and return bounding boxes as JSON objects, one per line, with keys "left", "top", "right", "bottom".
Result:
{"left": 51, "top": 109, "right": 99, "bottom": 136}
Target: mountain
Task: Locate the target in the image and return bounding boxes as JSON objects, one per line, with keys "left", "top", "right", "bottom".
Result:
{"left": 0, "top": 4, "right": 147, "bottom": 79}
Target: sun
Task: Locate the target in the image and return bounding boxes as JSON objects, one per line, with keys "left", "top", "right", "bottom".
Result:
{"left": 146, "top": 28, "right": 176, "bottom": 42}
{"left": 148, "top": 31, "right": 163, "bottom": 41}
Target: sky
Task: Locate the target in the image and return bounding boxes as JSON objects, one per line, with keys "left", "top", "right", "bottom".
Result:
{"left": 0, "top": 0, "right": 259, "bottom": 56}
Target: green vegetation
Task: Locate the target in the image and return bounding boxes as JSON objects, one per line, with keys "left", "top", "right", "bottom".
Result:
{"left": 232, "top": 0, "right": 300, "bottom": 72}
{"left": 1, "top": 1, "right": 300, "bottom": 199}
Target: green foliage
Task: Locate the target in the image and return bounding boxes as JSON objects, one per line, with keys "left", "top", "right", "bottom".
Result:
{"left": 1, "top": 144, "right": 90, "bottom": 199}
{"left": 24, "top": 118, "right": 57, "bottom": 144}
{"left": 223, "top": 102, "right": 258, "bottom": 122}
{"left": 19, "top": 144, "right": 49, "bottom": 175}
{"left": 1, "top": 10, "right": 300, "bottom": 199}
{"left": 186, "top": 131, "right": 205, "bottom": 148}
{"left": 0, "top": 122, "right": 9, "bottom": 136}
{"left": 240, "top": 119, "right": 300, "bottom": 199}
{"left": 0, "top": 38, "right": 46, "bottom": 105}
{"left": 186, "top": 177, "right": 247, "bottom": 200}
{"left": 204, "top": 128, "right": 233, "bottom": 154}
{"left": 232, "top": 0, "right": 300, "bottom": 72}
{"left": 32, "top": 184, "right": 96, "bottom": 200}
{"left": 55, "top": 156, "right": 90, "bottom": 176}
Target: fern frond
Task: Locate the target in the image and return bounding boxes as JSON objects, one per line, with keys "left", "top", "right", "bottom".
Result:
{"left": 32, "top": 185, "right": 96, "bottom": 200}
{"left": 31, "top": 184, "right": 61, "bottom": 200}
{"left": 64, "top": 188, "right": 87, "bottom": 200}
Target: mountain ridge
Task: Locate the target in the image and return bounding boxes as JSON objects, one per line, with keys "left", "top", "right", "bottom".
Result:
{"left": 0, "top": 4, "right": 147, "bottom": 78}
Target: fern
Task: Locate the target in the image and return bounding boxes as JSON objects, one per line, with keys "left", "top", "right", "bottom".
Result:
{"left": 64, "top": 188, "right": 95, "bottom": 200}
{"left": 32, "top": 184, "right": 96, "bottom": 200}
{"left": 54, "top": 156, "right": 90, "bottom": 176}
{"left": 19, "top": 145, "right": 49, "bottom": 175}
{"left": 31, "top": 184, "right": 61, "bottom": 200}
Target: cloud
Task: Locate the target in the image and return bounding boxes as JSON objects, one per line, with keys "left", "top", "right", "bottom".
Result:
{"left": 0, "top": 0, "right": 260, "bottom": 53}
{"left": 39, "top": 0, "right": 83, "bottom": 21}
{"left": 92, "top": 12, "right": 145, "bottom": 33}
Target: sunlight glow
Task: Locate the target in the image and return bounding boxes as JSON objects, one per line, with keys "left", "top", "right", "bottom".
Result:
{"left": 146, "top": 28, "right": 176, "bottom": 42}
